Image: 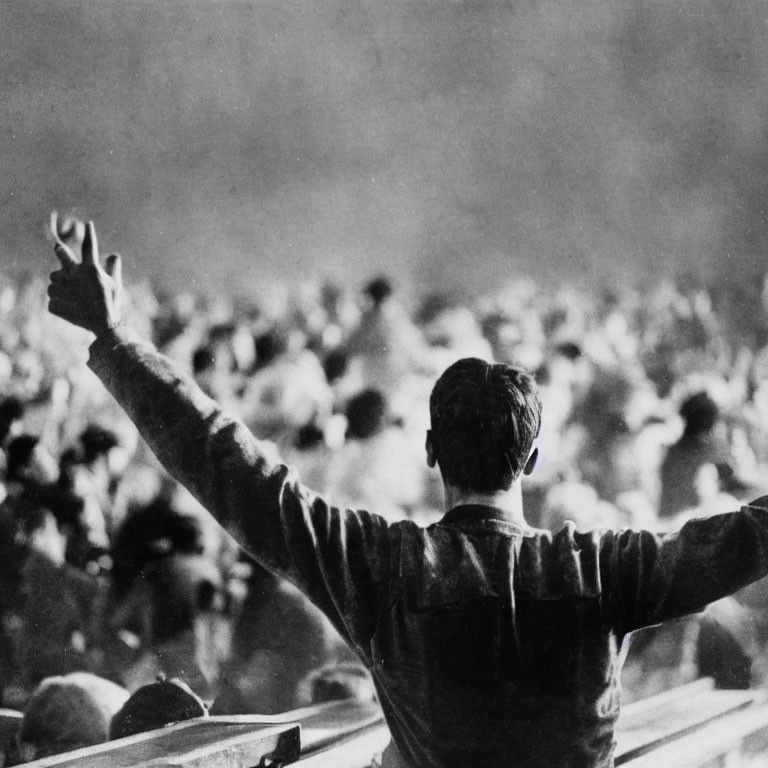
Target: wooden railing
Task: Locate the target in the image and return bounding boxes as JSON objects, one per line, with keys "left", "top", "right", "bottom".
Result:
{"left": 15, "top": 716, "right": 301, "bottom": 767}
{"left": 617, "top": 679, "right": 768, "bottom": 768}
{"left": 13, "top": 678, "right": 768, "bottom": 767}
{"left": 290, "top": 679, "right": 768, "bottom": 768}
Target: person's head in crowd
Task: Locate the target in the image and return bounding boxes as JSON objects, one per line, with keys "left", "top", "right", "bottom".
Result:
{"left": 80, "top": 424, "right": 128, "bottom": 477}
{"left": 427, "top": 358, "right": 541, "bottom": 495}
{"left": 294, "top": 422, "right": 326, "bottom": 451}
{"left": 548, "top": 341, "right": 583, "bottom": 384}
{"left": 17, "top": 673, "right": 129, "bottom": 762}
{"left": 680, "top": 391, "right": 719, "bottom": 437}
{"left": 555, "top": 341, "right": 582, "bottom": 363}
{"left": 192, "top": 346, "right": 216, "bottom": 377}
{"left": 253, "top": 329, "right": 287, "bottom": 370}
{"left": 207, "top": 324, "right": 238, "bottom": 372}
{"left": 322, "top": 349, "right": 349, "bottom": 385}
{"left": 0, "top": 397, "right": 24, "bottom": 446}
{"left": 58, "top": 445, "right": 82, "bottom": 481}
{"left": 192, "top": 345, "right": 220, "bottom": 398}
{"left": 144, "top": 511, "right": 205, "bottom": 560}
{"left": 480, "top": 311, "right": 519, "bottom": 362}
{"left": 346, "top": 389, "right": 389, "bottom": 441}
{"left": 6, "top": 434, "right": 58, "bottom": 487}
{"left": 208, "top": 322, "right": 235, "bottom": 345}
{"left": 295, "top": 662, "right": 377, "bottom": 707}
{"left": 109, "top": 676, "right": 207, "bottom": 740}
{"left": 110, "top": 498, "right": 206, "bottom": 597}
{"left": 363, "top": 276, "right": 393, "bottom": 310}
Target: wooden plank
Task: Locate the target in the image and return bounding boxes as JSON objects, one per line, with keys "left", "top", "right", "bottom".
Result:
{"left": 620, "top": 678, "right": 715, "bottom": 719}
{"left": 615, "top": 689, "right": 758, "bottom": 764}
{"left": 211, "top": 700, "right": 385, "bottom": 753}
{"left": 18, "top": 717, "right": 300, "bottom": 768}
{"left": 622, "top": 702, "right": 768, "bottom": 768}
{"left": 292, "top": 701, "right": 384, "bottom": 753}
{"left": 14, "top": 701, "right": 382, "bottom": 768}
{"left": 292, "top": 725, "right": 391, "bottom": 768}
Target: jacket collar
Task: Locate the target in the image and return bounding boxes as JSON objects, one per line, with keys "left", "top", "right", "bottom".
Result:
{"left": 438, "top": 504, "right": 532, "bottom": 534}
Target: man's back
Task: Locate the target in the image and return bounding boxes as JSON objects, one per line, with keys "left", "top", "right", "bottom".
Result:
{"left": 374, "top": 509, "right": 621, "bottom": 767}
{"left": 376, "top": 503, "right": 768, "bottom": 767}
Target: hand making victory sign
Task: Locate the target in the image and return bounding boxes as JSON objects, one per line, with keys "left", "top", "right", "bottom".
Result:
{"left": 47, "top": 214, "right": 125, "bottom": 336}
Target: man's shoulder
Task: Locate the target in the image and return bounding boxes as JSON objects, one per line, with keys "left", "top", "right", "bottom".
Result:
{"left": 527, "top": 521, "right": 615, "bottom": 563}
{"left": 514, "top": 522, "right": 623, "bottom": 599}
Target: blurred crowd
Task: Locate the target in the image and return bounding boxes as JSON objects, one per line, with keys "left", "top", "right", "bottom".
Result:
{"left": 1, "top": 266, "right": 768, "bottom": 761}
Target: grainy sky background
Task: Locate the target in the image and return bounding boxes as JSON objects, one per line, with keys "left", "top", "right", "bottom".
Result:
{"left": 3, "top": 0, "right": 768, "bottom": 298}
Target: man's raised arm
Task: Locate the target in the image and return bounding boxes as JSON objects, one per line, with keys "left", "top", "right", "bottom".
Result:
{"left": 46, "top": 219, "right": 393, "bottom": 648}
{"left": 46, "top": 218, "right": 297, "bottom": 568}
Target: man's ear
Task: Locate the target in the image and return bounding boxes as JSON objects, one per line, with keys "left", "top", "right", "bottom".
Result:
{"left": 425, "top": 430, "right": 437, "bottom": 468}
{"left": 523, "top": 447, "right": 538, "bottom": 476}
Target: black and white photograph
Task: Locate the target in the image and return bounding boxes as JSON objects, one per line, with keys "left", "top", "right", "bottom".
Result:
{"left": 3, "top": 1, "right": 768, "bottom": 766}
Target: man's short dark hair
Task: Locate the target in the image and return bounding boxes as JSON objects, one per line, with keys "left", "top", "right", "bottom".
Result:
{"left": 429, "top": 358, "right": 541, "bottom": 493}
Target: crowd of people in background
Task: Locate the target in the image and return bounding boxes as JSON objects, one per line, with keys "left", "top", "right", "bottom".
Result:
{"left": 0, "top": 264, "right": 767, "bottom": 762}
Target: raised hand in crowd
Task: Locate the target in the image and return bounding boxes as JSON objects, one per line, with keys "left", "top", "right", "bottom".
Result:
{"left": 47, "top": 215, "right": 125, "bottom": 336}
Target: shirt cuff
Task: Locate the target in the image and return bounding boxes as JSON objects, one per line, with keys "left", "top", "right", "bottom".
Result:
{"left": 88, "top": 325, "right": 144, "bottom": 362}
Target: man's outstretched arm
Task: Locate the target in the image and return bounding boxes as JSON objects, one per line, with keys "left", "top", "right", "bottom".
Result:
{"left": 604, "top": 496, "right": 768, "bottom": 636}
{"left": 47, "top": 219, "right": 393, "bottom": 649}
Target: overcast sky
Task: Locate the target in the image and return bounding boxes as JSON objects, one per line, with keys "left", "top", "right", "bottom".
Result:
{"left": 3, "top": 1, "right": 768, "bottom": 298}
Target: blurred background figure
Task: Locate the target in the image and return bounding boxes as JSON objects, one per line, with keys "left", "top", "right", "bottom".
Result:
{"left": 659, "top": 392, "right": 729, "bottom": 519}
{"left": 12, "top": 672, "right": 128, "bottom": 763}
{"left": 109, "top": 676, "right": 207, "bottom": 740}
{"left": 344, "top": 277, "right": 427, "bottom": 398}
{"left": 324, "top": 388, "right": 428, "bottom": 521}
{"left": 294, "top": 661, "right": 377, "bottom": 707}
{"left": 212, "top": 569, "right": 356, "bottom": 715}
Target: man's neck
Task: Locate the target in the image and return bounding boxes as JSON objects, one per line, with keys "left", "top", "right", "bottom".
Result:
{"left": 442, "top": 480, "right": 527, "bottom": 527}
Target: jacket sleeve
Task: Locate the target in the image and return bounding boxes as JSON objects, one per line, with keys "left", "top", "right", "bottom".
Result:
{"left": 87, "top": 328, "right": 393, "bottom": 649}
{"left": 602, "top": 497, "right": 768, "bottom": 636}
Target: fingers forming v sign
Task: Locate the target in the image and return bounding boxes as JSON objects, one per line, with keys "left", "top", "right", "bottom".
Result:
{"left": 47, "top": 215, "right": 125, "bottom": 336}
